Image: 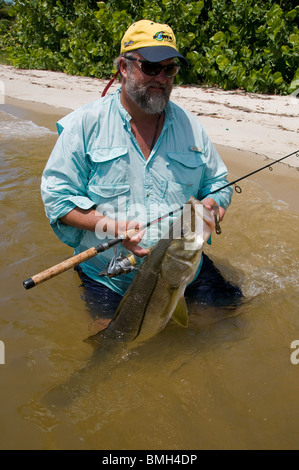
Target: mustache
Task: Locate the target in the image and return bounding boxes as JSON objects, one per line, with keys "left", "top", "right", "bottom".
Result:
{"left": 146, "top": 82, "right": 168, "bottom": 90}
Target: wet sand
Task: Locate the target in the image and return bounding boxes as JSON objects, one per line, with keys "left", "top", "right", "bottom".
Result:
{"left": 218, "top": 145, "right": 299, "bottom": 214}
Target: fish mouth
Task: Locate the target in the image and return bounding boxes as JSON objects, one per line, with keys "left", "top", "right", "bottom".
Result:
{"left": 179, "top": 198, "right": 215, "bottom": 250}
{"left": 190, "top": 197, "right": 216, "bottom": 231}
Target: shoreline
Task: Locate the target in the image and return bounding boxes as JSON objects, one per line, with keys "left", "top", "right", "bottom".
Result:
{"left": 0, "top": 65, "right": 298, "bottom": 212}
{"left": 1, "top": 64, "right": 298, "bottom": 165}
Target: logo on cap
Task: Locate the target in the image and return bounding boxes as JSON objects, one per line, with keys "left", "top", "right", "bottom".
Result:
{"left": 124, "top": 40, "right": 134, "bottom": 48}
{"left": 153, "top": 31, "right": 174, "bottom": 43}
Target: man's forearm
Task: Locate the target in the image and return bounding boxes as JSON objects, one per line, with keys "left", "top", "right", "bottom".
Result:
{"left": 59, "top": 207, "right": 149, "bottom": 257}
{"left": 59, "top": 208, "right": 114, "bottom": 233}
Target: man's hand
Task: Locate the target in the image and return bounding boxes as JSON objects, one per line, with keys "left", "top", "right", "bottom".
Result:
{"left": 117, "top": 220, "right": 149, "bottom": 258}
{"left": 122, "top": 229, "right": 149, "bottom": 257}
{"left": 201, "top": 197, "right": 225, "bottom": 221}
{"left": 60, "top": 208, "right": 149, "bottom": 257}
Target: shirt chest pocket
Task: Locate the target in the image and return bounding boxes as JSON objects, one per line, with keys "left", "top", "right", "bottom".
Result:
{"left": 87, "top": 146, "right": 130, "bottom": 201}
{"left": 167, "top": 151, "right": 205, "bottom": 187}
{"left": 159, "top": 151, "right": 205, "bottom": 207}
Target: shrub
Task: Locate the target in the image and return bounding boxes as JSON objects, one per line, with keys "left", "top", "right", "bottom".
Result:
{"left": 2, "top": 0, "right": 298, "bottom": 94}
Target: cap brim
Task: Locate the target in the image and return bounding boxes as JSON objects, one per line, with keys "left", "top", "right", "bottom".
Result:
{"left": 138, "top": 46, "right": 189, "bottom": 67}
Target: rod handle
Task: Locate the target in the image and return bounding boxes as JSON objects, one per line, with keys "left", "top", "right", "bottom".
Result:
{"left": 23, "top": 226, "right": 142, "bottom": 289}
{"left": 23, "top": 246, "right": 98, "bottom": 289}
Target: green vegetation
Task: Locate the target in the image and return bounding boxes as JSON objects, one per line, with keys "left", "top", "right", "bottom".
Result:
{"left": 0, "top": 0, "right": 15, "bottom": 63}
{"left": 1, "top": 0, "right": 298, "bottom": 94}
{"left": 0, "top": 0, "right": 14, "bottom": 34}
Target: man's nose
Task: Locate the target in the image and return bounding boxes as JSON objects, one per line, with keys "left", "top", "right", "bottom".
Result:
{"left": 153, "top": 70, "right": 170, "bottom": 83}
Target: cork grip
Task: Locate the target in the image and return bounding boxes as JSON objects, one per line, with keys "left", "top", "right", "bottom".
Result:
{"left": 23, "top": 246, "right": 98, "bottom": 289}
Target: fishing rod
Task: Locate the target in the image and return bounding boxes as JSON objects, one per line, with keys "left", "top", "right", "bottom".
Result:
{"left": 22, "top": 209, "right": 183, "bottom": 290}
{"left": 149, "top": 148, "right": 299, "bottom": 228}
{"left": 23, "top": 148, "right": 298, "bottom": 290}
{"left": 201, "top": 148, "right": 299, "bottom": 199}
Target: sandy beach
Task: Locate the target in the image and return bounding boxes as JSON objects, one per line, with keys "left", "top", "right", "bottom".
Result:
{"left": 0, "top": 64, "right": 298, "bottom": 209}
{"left": 1, "top": 64, "right": 298, "bottom": 161}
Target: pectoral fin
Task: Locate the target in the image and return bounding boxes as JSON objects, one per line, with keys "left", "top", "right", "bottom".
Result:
{"left": 172, "top": 297, "right": 189, "bottom": 328}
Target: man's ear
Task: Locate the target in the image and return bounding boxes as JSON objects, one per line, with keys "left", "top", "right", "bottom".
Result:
{"left": 119, "top": 57, "right": 128, "bottom": 79}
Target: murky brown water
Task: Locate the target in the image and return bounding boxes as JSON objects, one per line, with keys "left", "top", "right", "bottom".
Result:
{"left": 1, "top": 99, "right": 299, "bottom": 450}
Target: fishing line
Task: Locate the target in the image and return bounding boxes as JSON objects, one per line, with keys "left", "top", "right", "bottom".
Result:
{"left": 159, "top": 148, "right": 299, "bottom": 221}
{"left": 202, "top": 148, "right": 299, "bottom": 199}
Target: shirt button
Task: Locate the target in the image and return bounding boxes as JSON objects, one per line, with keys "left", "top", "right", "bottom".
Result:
{"left": 146, "top": 193, "right": 150, "bottom": 197}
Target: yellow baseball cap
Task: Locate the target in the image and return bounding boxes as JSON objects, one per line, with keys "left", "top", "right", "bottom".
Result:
{"left": 121, "top": 20, "right": 188, "bottom": 67}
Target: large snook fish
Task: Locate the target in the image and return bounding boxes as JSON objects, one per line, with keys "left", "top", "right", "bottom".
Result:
{"left": 93, "top": 197, "right": 216, "bottom": 344}
{"left": 43, "top": 198, "right": 215, "bottom": 407}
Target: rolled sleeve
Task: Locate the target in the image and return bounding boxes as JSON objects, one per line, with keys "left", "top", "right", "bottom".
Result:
{"left": 41, "top": 127, "right": 94, "bottom": 247}
{"left": 198, "top": 132, "right": 233, "bottom": 210}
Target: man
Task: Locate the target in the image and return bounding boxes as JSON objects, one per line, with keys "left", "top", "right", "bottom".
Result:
{"left": 41, "top": 20, "right": 242, "bottom": 317}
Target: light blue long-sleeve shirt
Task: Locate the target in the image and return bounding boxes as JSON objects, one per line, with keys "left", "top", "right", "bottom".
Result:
{"left": 41, "top": 88, "right": 232, "bottom": 295}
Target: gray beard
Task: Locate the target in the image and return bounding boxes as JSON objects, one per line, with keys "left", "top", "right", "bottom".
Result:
{"left": 125, "top": 76, "right": 172, "bottom": 114}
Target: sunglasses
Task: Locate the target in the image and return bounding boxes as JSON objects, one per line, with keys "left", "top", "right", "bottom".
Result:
{"left": 125, "top": 56, "right": 180, "bottom": 78}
